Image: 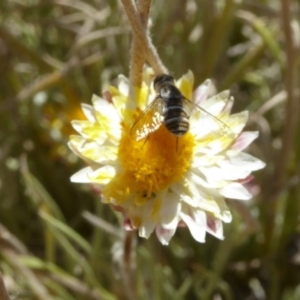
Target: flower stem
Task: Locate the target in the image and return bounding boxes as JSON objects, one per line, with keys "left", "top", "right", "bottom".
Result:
{"left": 122, "top": 231, "right": 137, "bottom": 299}
{"left": 129, "top": 0, "right": 151, "bottom": 88}
{"left": 120, "top": 0, "right": 168, "bottom": 75}
{"left": 127, "top": 0, "right": 152, "bottom": 105}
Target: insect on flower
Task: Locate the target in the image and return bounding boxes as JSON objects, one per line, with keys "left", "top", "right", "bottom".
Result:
{"left": 130, "top": 74, "right": 235, "bottom": 141}
{"left": 69, "top": 69, "right": 266, "bottom": 245}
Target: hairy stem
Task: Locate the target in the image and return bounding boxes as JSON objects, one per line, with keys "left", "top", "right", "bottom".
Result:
{"left": 129, "top": 0, "right": 151, "bottom": 88}
{"left": 121, "top": 0, "right": 168, "bottom": 75}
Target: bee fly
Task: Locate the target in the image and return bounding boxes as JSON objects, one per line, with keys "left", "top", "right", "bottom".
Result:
{"left": 130, "top": 74, "right": 234, "bottom": 142}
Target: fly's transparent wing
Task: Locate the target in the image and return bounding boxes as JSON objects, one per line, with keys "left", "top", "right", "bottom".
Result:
{"left": 182, "top": 98, "right": 235, "bottom": 139}
{"left": 130, "top": 97, "right": 165, "bottom": 141}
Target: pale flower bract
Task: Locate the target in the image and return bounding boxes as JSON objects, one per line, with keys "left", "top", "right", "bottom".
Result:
{"left": 68, "top": 69, "right": 265, "bottom": 245}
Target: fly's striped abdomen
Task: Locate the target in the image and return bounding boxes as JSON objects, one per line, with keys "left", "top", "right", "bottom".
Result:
{"left": 163, "top": 105, "right": 189, "bottom": 136}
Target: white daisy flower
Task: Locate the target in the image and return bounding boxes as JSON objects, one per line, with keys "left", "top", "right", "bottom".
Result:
{"left": 68, "top": 69, "right": 265, "bottom": 245}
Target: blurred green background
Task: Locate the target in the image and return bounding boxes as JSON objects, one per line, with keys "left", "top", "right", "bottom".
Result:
{"left": 0, "top": 0, "right": 299, "bottom": 299}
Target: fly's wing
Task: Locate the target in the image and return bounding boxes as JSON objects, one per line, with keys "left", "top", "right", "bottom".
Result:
{"left": 182, "top": 98, "right": 235, "bottom": 139}
{"left": 130, "top": 97, "right": 165, "bottom": 141}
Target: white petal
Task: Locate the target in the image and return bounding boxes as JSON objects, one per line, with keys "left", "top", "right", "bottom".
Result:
{"left": 71, "top": 167, "right": 93, "bottom": 183}
{"left": 173, "top": 178, "right": 230, "bottom": 221}
{"left": 184, "top": 177, "right": 203, "bottom": 202}
{"left": 199, "top": 164, "right": 251, "bottom": 182}
{"left": 193, "top": 79, "right": 211, "bottom": 105}
{"left": 190, "top": 169, "right": 225, "bottom": 188}
{"left": 175, "top": 70, "right": 194, "bottom": 99}
{"left": 142, "top": 67, "right": 155, "bottom": 87}
{"left": 69, "top": 136, "right": 117, "bottom": 163}
{"left": 180, "top": 207, "right": 207, "bottom": 243}
{"left": 71, "top": 121, "right": 108, "bottom": 145}
{"left": 172, "top": 181, "right": 201, "bottom": 208}
{"left": 118, "top": 74, "right": 129, "bottom": 96}
{"left": 187, "top": 182, "right": 232, "bottom": 223}
{"left": 222, "top": 96, "right": 234, "bottom": 114}
{"left": 201, "top": 91, "right": 230, "bottom": 115}
{"left": 225, "top": 151, "right": 266, "bottom": 171}
{"left": 177, "top": 70, "right": 194, "bottom": 87}
{"left": 159, "top": 193, "right": 181, "bottom": 229}
{"left": 220, "top": 183, "right": 252, "bottom": 200}
{"left": 184, "top": 69, "right": 194, "bottom": 84}
{"left": 206, "top": 215, "right": 224, "bottom": 240}
{"left": 68, "top": 140, "right": 97, "bottom": 165}
{"left": 92, "top": 94, "right": 110, "bottom": 112}
{"left": 225, "top": 111, "right": 249, "bottom": 135}
{"left": 81, "top": 104, "right": 96, "bottom": 122}
{"left": 156, "top": 225, "right": 177, "bottom": 245}
{"left": 88, "top": 165, "right": 116, "bottom": 184}
{"left": 92, "top": 97, "right": 121, "bottom": 134}
{"left": 82, "top": 145, "right": 117, "bottom": 164}
{"left": 215, "top": 200, "right": 232, "bottom": 223}
{"left": 92, "top": 94, "right": 121, "bottom": 125}
{"left": 192, "top": 132, "right": 233, "bottom": 155}
{"left": 139, "top": 220, "right": 156, "bottom": 239}
{"left": 68, "top": 139, "right": 82, "bottom": 155}
{"left": 231, "top": 131, "right": 259, "bottom": 151}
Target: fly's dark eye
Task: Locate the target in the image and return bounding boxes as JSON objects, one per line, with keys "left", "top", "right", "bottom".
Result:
{"left": 154, "top": 74, "right": 174, "bottom": 86}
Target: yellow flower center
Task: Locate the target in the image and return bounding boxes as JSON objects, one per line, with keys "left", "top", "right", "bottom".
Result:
{"left": 103, "top": 113, "right": 194, "bottom": 206}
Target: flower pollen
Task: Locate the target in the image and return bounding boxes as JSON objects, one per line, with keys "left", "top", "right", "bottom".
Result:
{"left": 103, "top": 118, "right": 194, "bottom": 205}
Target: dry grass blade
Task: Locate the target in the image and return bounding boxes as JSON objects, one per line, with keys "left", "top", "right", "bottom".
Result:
{"left": 0, "top": 223, "right": 28, "bottom": 255}
{"left": 40, "top": 211, "right": 92, "bottom": 254}
{"left": 220, "top": 42, "right": 265, "bottom": 90}
{"left": 2, "top": 250, "right": 52, "bottom": 300}
{"left": 14, "top": 60, "right": 78, "bottom": 102}
{"left": 0, "top": 26, "right": 52, "bottom": 72}
{"left": 20, "top": 156, "right": 65, "bottom": 222}
{"left": 48, "top": 273, "right": 105, "bottom": 300}
{"left": 199, "top": 0, "right": 236, "bottom": 80}
{"left": 73, "top": 26, "right": 130, "bottom": 51}
{"left": 82, "top": 211, "right": 122, "bottom": 238}
{"left": 237, "top": 9, "right": 284, "bottom": 65}
{"left": 55, "top": 0, "right": 110, "bottom": 23}
{"left": 257, "top": 90, "right": 287, "bottom": 115}
{"left": 1, "top": 56, "right": 89, "bottom": 111}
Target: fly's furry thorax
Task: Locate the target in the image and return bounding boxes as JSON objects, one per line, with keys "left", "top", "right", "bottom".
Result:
{"left": 154, "top": 74, "right": 175, "bottom": 94}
